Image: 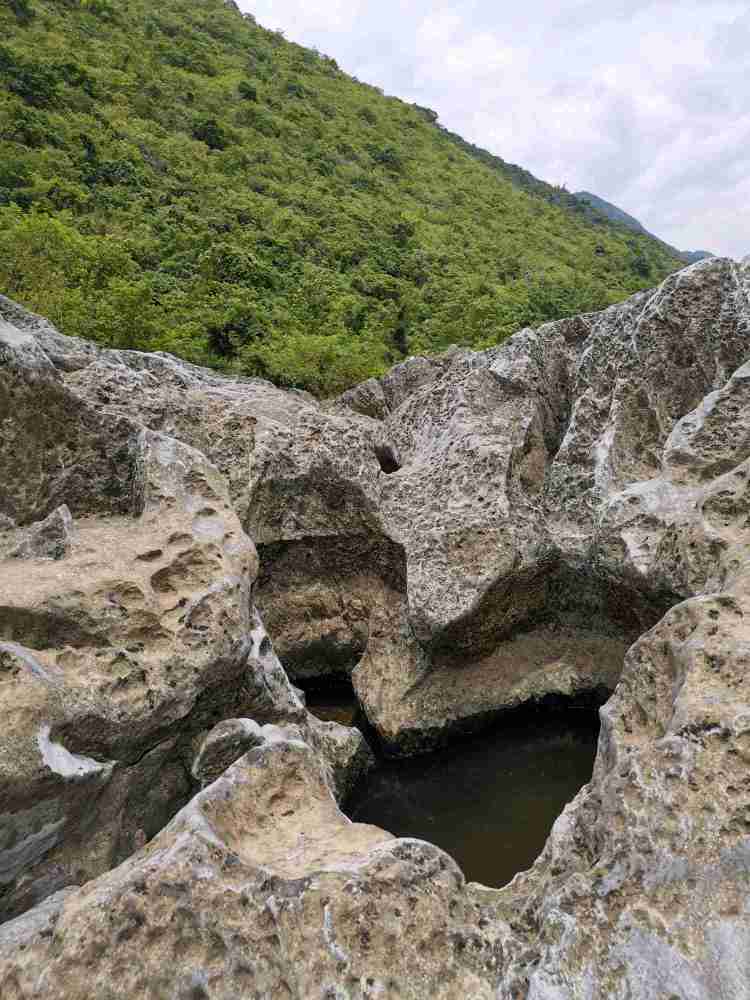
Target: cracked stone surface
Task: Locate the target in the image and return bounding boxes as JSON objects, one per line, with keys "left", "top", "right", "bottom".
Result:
{"left": 1, "top": 258, "right": 750, "bottom": 997}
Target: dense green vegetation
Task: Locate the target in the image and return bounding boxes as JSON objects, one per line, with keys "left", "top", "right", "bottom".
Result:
{"left": 574, "top": 191, "right": 713, "bottom": 264}
{"left": 0, "top": 0, "right": 685, "bottom": 394}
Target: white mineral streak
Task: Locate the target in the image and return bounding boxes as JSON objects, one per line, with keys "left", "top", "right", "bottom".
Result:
{"left": 36, "top": 725, "right": 113, "bottom": 780}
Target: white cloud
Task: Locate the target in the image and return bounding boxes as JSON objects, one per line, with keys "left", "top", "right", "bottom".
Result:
{"left": 241, "top": 0, "right": 750, "bottom": 258}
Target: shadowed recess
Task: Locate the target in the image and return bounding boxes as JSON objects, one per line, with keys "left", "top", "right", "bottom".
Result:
{"left": 346, "top": 707, "right": 600, "bottom": 887}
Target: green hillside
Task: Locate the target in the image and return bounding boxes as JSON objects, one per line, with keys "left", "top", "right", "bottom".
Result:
{"left": 574, "top": 191, "right": 714, "bottom": 264}
{"left": 0, "top": 0, "right": 685, "bottom": 394}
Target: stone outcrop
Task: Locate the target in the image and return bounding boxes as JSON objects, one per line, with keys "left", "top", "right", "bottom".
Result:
{"left": 0, "top": 419, "right": 309, "bottom": 921}
{"left": 0, "top": 312, "right": 375, "bottom": 923}
{"left": 1, "top": 294, "right": 400, "bottom": 684}
{"left": 1, "top": 256, "right": 750, "bottom": 998}
{"left": 0, "top": 731, "right": 510, "bottom": 1000}
{"left": 1, "top": 505, "right": 74, "bottom": 561}
{"left": 0, "top": 311, "right": 136, "bottom": 525}
{"left": 352, "top": 257, "right": 750, "bottom": 750}
{"left": 191, "top": 716, "right": 373, "bottom": 800}
{"left": 495, "top": 581, "right": 750, "bottom": 999}
{"left": 8, "top": 259, "right": 748, "bottom": 724}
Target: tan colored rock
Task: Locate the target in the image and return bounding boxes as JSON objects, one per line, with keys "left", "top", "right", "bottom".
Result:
{"left": 191, "top": 718, "right": 267, "bottom": 786}
{"left": 1, "top": 260, "right": 750, "bottom": 997}
{"left": 191, "top": 716, "right": 373, "bottom": 800}
{"left": 0, "top": 732, "right": 508, "bottom": 1000}
{"left": 305, "top": 714, "right": 375, "bottom": 800}
{"left": 493, "top": 584, "right": 750, "bottom": 999}
{"left": 0, "top": 426, "right": 303, "bottom": 921}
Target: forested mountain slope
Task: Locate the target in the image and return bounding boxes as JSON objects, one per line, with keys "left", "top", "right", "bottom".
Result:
{"left": 0, "top": 0, "right": 685, "bottom": 393}
{"left": 575, "top": 191, "right": 714, "bottom": 264}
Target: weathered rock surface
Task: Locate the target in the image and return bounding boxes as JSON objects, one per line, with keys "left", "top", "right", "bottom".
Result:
{"left": 495, "top": 582, "right": 750, "bottom": 999}
{"left": 256, "top": 532, "right": 405, "bottom": 681}
{"left": 0, "top": 307, "right": 136, "bottom": 525}
{"left": 1, "top": 295, "right": 382, "bottom": 932}
{"left": 8, "top": 261, "right": 748, "bottom": 722}
{"left": 307, "top": 714, "right": 375, "bottom": 800}
{"left": 1, "top": 294, "right": 397, "bottom": 683}
{"left": 0, "top": 505, "right": 74, "bottom": 561}
{"left": 192, "top": 716, "right": 373, "bottom": 801}
{"left": 347, "top": 257, "right": 750, "bottom": 750}
{"left": 0, "top": 729, "right": 513, "bottom": 1000}
{"left": 0, "top": 377, "right": 307, "bottom": 919}
{"left": 1, "top": 258, "right": 750, "bottom": 997}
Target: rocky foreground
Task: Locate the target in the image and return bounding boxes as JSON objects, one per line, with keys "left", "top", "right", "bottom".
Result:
{"left": 1, "top": 257, "right": 749, "bottom": 997}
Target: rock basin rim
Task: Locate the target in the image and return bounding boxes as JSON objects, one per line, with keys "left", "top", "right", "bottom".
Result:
{"left": 1, "top": 256, "right": 749, "bottom": 998}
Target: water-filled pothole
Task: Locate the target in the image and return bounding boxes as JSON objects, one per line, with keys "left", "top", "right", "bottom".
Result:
{"left": 304, "top": 684, "right": 361, "bottom": 728}
{"left": 345, "top": 710, "right": 600, "bottom": 888}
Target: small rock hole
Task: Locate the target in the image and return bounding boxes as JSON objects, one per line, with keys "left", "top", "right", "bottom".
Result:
{"left": 374, "top": 444, "right": 401, "bottom": 474}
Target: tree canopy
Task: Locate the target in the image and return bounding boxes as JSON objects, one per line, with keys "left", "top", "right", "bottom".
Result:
{"left": 0, "top": 0, "right": 685, "bottom": 394}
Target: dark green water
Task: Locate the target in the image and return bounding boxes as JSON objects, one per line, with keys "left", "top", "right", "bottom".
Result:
{"left": 345, "top": 713, "right": 599, "bottom": 888}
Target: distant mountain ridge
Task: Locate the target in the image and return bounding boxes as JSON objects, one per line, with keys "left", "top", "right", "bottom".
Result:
{"left": 421, "top": 130, "right": 714, "bottom": 266}
{"left": 574, "top": 191, "right": 714, "bottom": 264}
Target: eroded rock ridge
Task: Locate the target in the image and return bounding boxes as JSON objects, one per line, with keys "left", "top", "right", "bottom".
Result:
{"left": 0, "top": 256, "right": 748, "bottom": 997}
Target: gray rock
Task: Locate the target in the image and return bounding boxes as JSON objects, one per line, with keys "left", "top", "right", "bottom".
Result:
{"left": 191, "top": 718, "right": 267, "bottom": 786}
{"left": 193, "top": 714, "right": 373, "bottom": 801}
{"left": 354, "top": 257, "right": 750, "bottom": 750}
{"left": 33, "top": 327, "right": 392, "bottom": 682}
{"left": 1, "top": 258, "right": 750, "bottom": 997}
{"left": 0, "top": 425, "right": 304, "bottom": 921}
{"left": 306, "top": 714, "right": 375, "bottom": 800}
{"left": 0, "top": 731, "right": 507, "bottom": 1000}
{"left": 7, "top": 505, "right": 73, "bottom": 560}
{"left": 0, "top": 312, "right": 136, "bottom": 526}
{"left": 497, "top": 584, "right": 750, "bottom": 998}
{"left": 338, "top": 375, "right": 388, "bottom": 420}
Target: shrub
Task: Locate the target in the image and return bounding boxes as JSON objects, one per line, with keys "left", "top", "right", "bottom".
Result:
{"left": 8, "top": 0, "right": 35, "bottom": 25}
{"left": 237, "top": 80, "right": 257, "bottom": 101}
{"left": 191, "top": 117, "right": 228, "bottom": 150}
{"left": 0, "top": 105, "right": 58, "bottom": 147}
{"left": 369, "top": 145, "right": 404, "bottom": 173}
{"left": 0, "top": 47, "right": 61, "bottom": 107}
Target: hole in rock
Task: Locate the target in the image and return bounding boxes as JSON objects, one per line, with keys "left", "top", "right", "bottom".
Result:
{"left": 373, "top": 443, "right": 401, "bottom": 474}
{"left": 300, "top": 676, "right": 363, "bottom": 728}
{"left": 345, "top": 699, "right": 602, "bottom": 888}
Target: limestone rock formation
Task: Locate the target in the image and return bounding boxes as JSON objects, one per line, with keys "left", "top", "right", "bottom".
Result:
{"left": 2, "top": 293, "right": 398, "bottom": 684}
{"left": 1, "top": 256, "right": 750, "bottom": 998}
{"left": 191, "top": 718, "right": 269, "bottom": 786}
{"left": 352, "top": 256, "right": 750, "bottom": 750}
{"left": 192, "top": 716, "right": 373, "bottom": 800}
{"left": 0, "top": 731, "right": 510, "bottom": 1000}
{"left": 1, "top": 505, "right": 74, "bottom": 560}
{"left": 495, "top": 583, "right": 750, "bottom": 999}
{"left": 0, "top": 421, "right": 304, "bottom": 920}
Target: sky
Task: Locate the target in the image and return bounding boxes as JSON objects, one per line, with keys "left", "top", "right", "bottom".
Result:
{"left": 240, "top": 0, "right": 750, "bottom": 260}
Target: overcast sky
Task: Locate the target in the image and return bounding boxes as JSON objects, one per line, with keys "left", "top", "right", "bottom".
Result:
{"left": 241, "top": 1, "right": 749, "bottom": 259}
